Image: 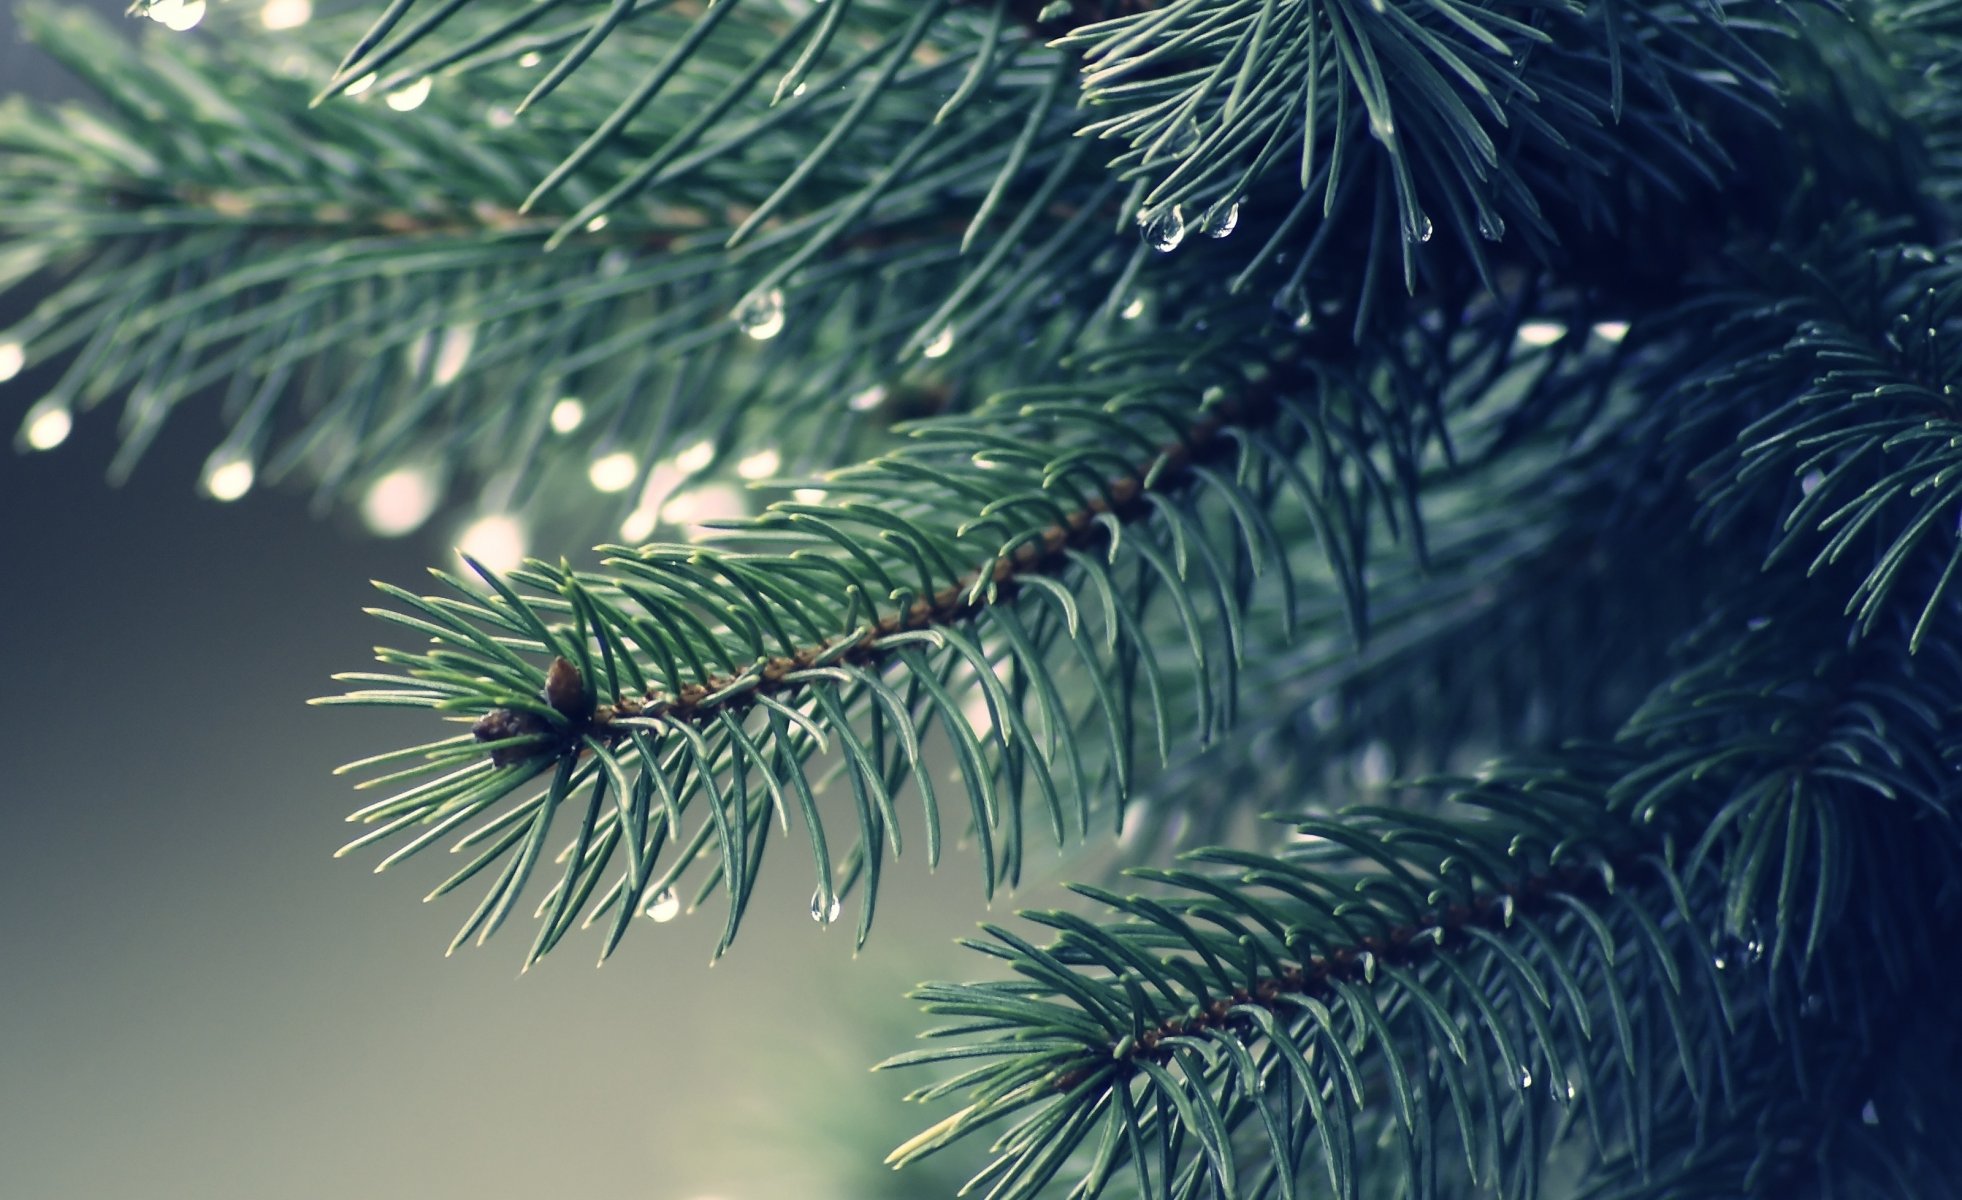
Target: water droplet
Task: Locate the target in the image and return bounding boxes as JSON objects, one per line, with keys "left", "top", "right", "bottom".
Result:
{"left": 432, "top": 323, "right": 475, "bottom": 386}
{"left": 589, "top": 451, "right": 637, "bottom": 494}
{"left": 1800, "top": 469, "right": 1824, "bottom": 496}
{"left": 386, "top": 77, "right": 433, "bottom": 112}
{"left": 456, "top": 513, "right": 527, "bottom": 573}
{"left": 1120, "top": 296, "right": 1147, "bottom": 321}
{"left": 360, "top": 465, "right": 440, "bottom": 537}
{"left": 1139, "top": 205, "right": 1187, "bottom": 252}
{"left": 1518, "top": 1068, "right": 1533, "bottom": 1089}
{"left": 734, "top": 288, "right": 786, "bottom": 340}
{"left": 922, "top": 325, "right": 956, "bottom": 359}
{"left": 736, "top": 448, "right": 781, "bottom": 480}
{"left": 0, "top": 342, "right": 25, "bottom": 383}
{"left": 811, "top": 888, "right": 841, "bottom": 924}
{"left": 1499, "top": 893, "right": 1516, "bottom": 928}
{"left": 21, "top": 400, "right": 71, "bottom": 451}
{"left": 518, "top": 52, "right": 543, "bottom": 69}
{"left": 549, "top": 397, "right": 585, "bottom": 434}
{"left": 1563, "top": 1078, "right": 1578, "bottom": 1102}
{"left": 1477, "top": 211, "right": 1505, "bottom": 241}
{"left": 1408, "top": 214, "right": 1434, "bottom": 245}
{"left": 1591, "top": 320, "right": 1629, "bottom": 343}
{"left": 584, "top": 214, "right": 610, "bottom": 233}
{"left": 147, "top": 0, "right": 206, "bottom": 31}
{"left": 1516, "top": 321, "right": 1565, "bottom": 347}
{"left": 849, "top": 385, "right": 887, "bottom": 412}
{"left": 344, "top": 73, "right": 378, "bottom": 97}
{"left": 643, "top": 886, "right": 681, "bottom": 923}
{"left": 1200, "top": 198, "right": 1240, "bottom": 239}
{"left": 1369, "top": 112, "right": 1395, "bottom": 143}
{"left": 260, "top": 0, "right": 311, "bottom": 30}
{"left": 1903, "top": 245, "right": 1937, "bottom": 263}
{"left": 1860, "top": 1099, "right": 1880, "bottom": 1125}
{"left": 203, "top": 455, "right": 256, "bottom": 503}
{"left": 1274, "top": 285, "right": 1314, "bottom": 332}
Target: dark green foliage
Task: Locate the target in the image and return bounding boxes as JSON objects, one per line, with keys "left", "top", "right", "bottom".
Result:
{"left": 7, "top": 0, "right": 1962, "bottom": 1195}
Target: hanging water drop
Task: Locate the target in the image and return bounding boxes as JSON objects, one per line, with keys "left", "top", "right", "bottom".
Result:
{"left": 1120, "top": 296, "right": 1146, "bottom": 320}
{"left": 21, "top": 399, "right": 72, "bottom": 451}
{"left": 734, "top": 288, "right": 786, "bottom": 340}
{"left": 922, "top": 325, "right": 956, "bottom": 359}
{"left": 1519, "top": 1068, "right": 1534, "bottom": 1089}
{"left": 0, "top": 341, "right": 23, "bottom": 382}
{"left": 1408, "top": 214, "right": 1434, "bottom": 245}
{"left": 1200, "top": 198, "right": 1240, "bottom": 239}
{"left": 1274, "top": 285, "right": 1313, "bottom": 332}
{"left": 1801, "top": 469, "right": 1824, "bottom": 496}
{"left": 1564, "top": 1079, "right": 1578, "bottom": 1102}
{"left": 643, "top": 886, "right": 681, "bottom": 923}
{"left": 811, "top": 888, "right": 842, "bottom": 924}
{"left": 1477, "top": 211, "right": 1505, "bottom": 241}
{"left": 1140, "top": 206, "right": 1187, "bottom": 253}
{"left": 386, "top": 77, "right": 433, "bottom": 113}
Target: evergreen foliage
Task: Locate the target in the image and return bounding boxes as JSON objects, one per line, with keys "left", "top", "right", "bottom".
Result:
{"left": 5, "top": 0, "right": 1961, "bottom": 1194}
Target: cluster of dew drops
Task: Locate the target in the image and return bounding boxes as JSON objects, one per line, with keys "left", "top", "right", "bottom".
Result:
{"left": 637, "top": 881, "right": 841, "bottom": 925}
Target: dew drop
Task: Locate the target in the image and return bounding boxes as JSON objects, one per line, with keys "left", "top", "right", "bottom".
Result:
{"left": 1477, "top": 211, "right": 1505, "bottom": 241}
{"left": 1519, "top": 1068, "right": 1533, "bottom": 1089}
{"left": 643, "top": 886, "right": 681, "bottom": 923}
{"left": 203, "top": 454, "right": 256, "bottom": 503}
{"left": 1140, "top": 205, "right": 1187, "bottom": 253}
{"left": 1120, "top": 296, "right": 1147, "bottom": 321}
{"left": 1564, "top": 1079, "right": 1578, "bottom": 1102}
{"left": 1200, "top": 198, "right": 1240, "bottom": 239}
{"left": 549, "top": 397, "right": 585, "bottom": 434}
{"left": 584, "top": 214, "right": 610, "bottom": 233}
{"left": 1516, "top": 321, "right": 1565, "bottom": 348}
{"left": 588, "top": 451, "right": 637, "bottom": 494}
{"left": 146, "top": 0, "right": 206, "bottom": 32}
{"left": 344, "top": 73, "right": 378, "bottom": 97}
{"left": 21, "top": 400, "right": 72, "bottom": 451}
{"left": 811, "top": 888, "right": 842, "bottom": 924}
{"left": 848, "top": 384, "right": 888, "bottom": 412}
{"left": 518, "top": 52, "right": 544, "bottom": 69}
{"left": 1800, "top": 469, "right": 1824, "bottom": 496}
{"left": 1408, "top": 214, "right": 1434, "bottom": 245}
{"left": 1903, "top": 245, "right": 1937, "bottom": 263}
{"left": 386, "top": 77, "right": 433, "bottom": 113}
{"left": 1369, "top": 112, "right": 1396, "bottom": 143}
{"left": 734, "top": 288, "right": 786, "bottom": 340}
{"left": 0, "top": 341, "right": 27, "bottom": 382}
{"left": 260, "top": 0, "right": 311, "bottom": 30}
{"left": 922, "top": 325, "right": 956, "bottom": 359}
{"left": 1274, "top": 285, "right": 1314, "bottom": 332}
{"left": 1591, "top": 320, "right": 1630, "bottom": 343}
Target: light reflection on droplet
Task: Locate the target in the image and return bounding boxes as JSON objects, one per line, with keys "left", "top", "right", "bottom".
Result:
{"left": 0, "top": 342, "right": 23, "bottom": 382}
{"left": 811, "top": 888, "right": 842, "bottom": 924}
{"left": 1800, "top": 469, "right": 1824, "bottom": 496}
{"left": 1516, "top": 321, "right": 1566, "bottom": 348}
{"left": 848, "top": 385, "right": 887, "bottom": 412}
{"left": 260, "top": 0, "right": 312, "bottom": 30}
{"left": 518, "top": 52, "right": 544, "bottom": 68}
{"left": 734, "top": 288, "right": 786, "bottom": 340}
{"left": 1592, "top": 320, "right": 1630, "bottom": 343}
{"left": 345, "top": 73, "right": 378, "bottom": 97}
{"left": 736, "top": 448, "right": 781, "bottom": 480}
{"left": 588, "top": 451, "right": 638, "bottom": 494}
{"left": 204, "top": 455, "right": 256, "bottom": 502}
{"left": 1140, "top": 205, "right": 1186, "bottom": 252}
{"left": 643, "top": 886, "right": 681, "bottom": 923}
{"left": 922, "top": 326, "right": 955, "bottom": 359}
{"left": 386, "top": 77, "right": 433, "bottom": 112}
{"left": 457, "top": 513, "right": 526, "bottom": 573}
{"left": 585, "top": 214, "right": 610, "bottom": 233}
{"left": 675, "top": 440, "right": 715, "bottom": 473}
{"left": 1200, "top": 198, "right": 1240, "bottom": 239}
{"left": 360, "top": 466, "right": 440, "bottom": 537}
{"left": 22, "top": 401, "right": 72, "bottom": 451}
{"left": 432, "top": 324, "right": 475, "bottom": 385}
{"left": 147, "top": 0, "right": 207, "bottom": 32}
{"left": 549, "top": 398, "right": 585, "bottom": 434}
{"left": 1120, "top": 297, "right": 1147, "bottom": 320}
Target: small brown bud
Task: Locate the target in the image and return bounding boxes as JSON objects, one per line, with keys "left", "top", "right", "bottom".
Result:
{"left": 543, "top": 656, "right": 590, "bottom": 720}
{"left": 472, "top": 707, "right": 551, "bottom": 767}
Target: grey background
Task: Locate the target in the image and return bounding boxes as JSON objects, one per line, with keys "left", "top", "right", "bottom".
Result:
{"left": 0, "top": 5, "right": 1021, "bottom": 1197}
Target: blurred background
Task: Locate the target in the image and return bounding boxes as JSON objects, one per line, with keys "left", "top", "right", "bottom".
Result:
{"left": 0, "top": 5, "right": 1029, "bottom": 1197}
